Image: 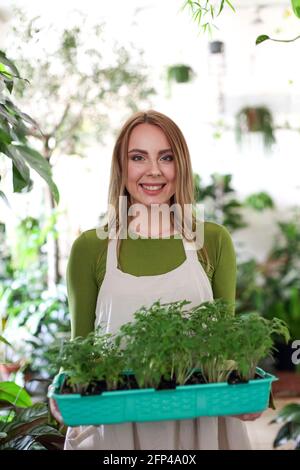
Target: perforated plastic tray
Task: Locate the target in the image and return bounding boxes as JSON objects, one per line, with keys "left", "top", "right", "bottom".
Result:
{"left": 48, "top": 367, "right": 276, "bottom": 426}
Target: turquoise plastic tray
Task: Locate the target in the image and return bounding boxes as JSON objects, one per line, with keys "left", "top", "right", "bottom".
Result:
{"left": 48, "top": 367, "right": 277, "bottom": 426}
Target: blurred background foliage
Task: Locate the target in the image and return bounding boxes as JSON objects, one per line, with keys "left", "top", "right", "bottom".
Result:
{"left": 1, "top": 0, "right": 300, "bottom": 450}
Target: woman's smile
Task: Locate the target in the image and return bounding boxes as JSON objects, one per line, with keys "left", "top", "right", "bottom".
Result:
{"left": 138, "top": 183, "right": 167, "bottom": 195}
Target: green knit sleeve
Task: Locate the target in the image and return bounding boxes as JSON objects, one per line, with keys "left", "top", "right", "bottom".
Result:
{"left": 204, "top": 222, "right": 237, "bottom": 313}
{"left": 66, "top": 230, "right": 105, "bottom": 339}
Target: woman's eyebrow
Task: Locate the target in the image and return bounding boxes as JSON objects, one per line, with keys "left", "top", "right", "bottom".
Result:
{"left": 128, "top": 148, "right": 172, "bottom": 154}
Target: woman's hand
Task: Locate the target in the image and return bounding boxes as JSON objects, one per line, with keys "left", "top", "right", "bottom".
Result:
{"left": 231, "top": 412, "right": 262, "bottom": 421}
{"left": 49, "top": 397, "right": 64, "bottom": 424}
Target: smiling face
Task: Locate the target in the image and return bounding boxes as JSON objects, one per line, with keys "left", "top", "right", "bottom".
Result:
{"left": 126, "top": 123, "right": 176, "bottom": 207}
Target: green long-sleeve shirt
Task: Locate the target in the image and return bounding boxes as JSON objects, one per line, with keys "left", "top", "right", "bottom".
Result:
{"left": 66, "top": 221, "right": 236, "bottom": 339}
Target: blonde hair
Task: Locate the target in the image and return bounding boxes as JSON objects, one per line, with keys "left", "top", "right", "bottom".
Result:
{"left": 104, "top": 109, "right": 210, "bottom": 269}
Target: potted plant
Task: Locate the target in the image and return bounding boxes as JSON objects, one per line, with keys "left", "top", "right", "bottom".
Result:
{"left": 209, "top": 41, "right": 224, "bottom": 54}
{"left": 47, "top": 299, "right": 289, "bottom": 426}
{"left": 235, "top": 106, "right": 276, "bottom": 151}
{"left": 167, "top": 64, "right": 194, "bottom": 83}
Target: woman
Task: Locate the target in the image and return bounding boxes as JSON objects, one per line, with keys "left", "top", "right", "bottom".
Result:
{"left": 50, "top": 110, "right": 260, "bottom": 450}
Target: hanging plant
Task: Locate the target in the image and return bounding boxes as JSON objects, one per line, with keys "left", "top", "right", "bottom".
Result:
{"left": 167, "top": 64, "right": 194, "bottom": 83}
{"left": 235, "top": 106, "right": 276, "bottom": 150}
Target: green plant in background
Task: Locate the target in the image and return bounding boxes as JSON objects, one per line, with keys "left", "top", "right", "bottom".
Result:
{"left": 244, "top": 192, "right": 275, "bottom": 212}
{"left": 0, "top": 403, "right": 64, "bottom": 450}
{"left": 181, "top": 0, "right": 235, "bottom": 35}
{"left": 256, "top": 1, "right": 300, "bottom": 45}
{"left": 236, "top": 212, "right": 300, "bottom": 368}
{"left": 260, "top": 218, "right": 300, "bottom": 342}
{"left": 194, "top": 173, "right": 247, "bottom": 230}
{"left": 235, "top": 107, "right": 276, "bottom": 151}
{"left": 0, "top": 337, "right": 64, "bottom": 450}
{"left": 167, "top": 64, "right": 194, "bottom": 83}
{"left": 0, "top": 217, "right": 70, "bottom": 377}
{"left": 0, "top": 51, "right": 59, "bottom": 205}
{"left": 271, "top": 403, "right": 300, "bottom": 450}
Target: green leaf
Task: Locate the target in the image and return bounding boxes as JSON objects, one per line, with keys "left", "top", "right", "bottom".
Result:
{"left": 218, "top": 0, "right": 225, "bottom": 16}
{"left": 0, "top": 51, "right": 20, "bottom": 78}
{"left": 13, "top": 145, "right": 59, "bottom": 204}
{"left": 5, "top": 145, "right": 30, "bottom": 182}
{"left": 291, "top": 0, "right": 300, "bottom": 18}
{"left": 273, "top": 423, "right": 290, "bottom": 447}
{"left": 256, "top": 35, "right": 270, "bottom": 45}
{"left": 0, "top": 335, "right": 11, "bottom": 347}
{"left": 12, "top": 164, "right": 31, "bottom": 193}
{"left": 0, "top": 128, "right": 12, "bottom": 145}
{"left": 0, "top": 383, "right": 32, "bottom": 408}
{"left": 225, "top": 0, "right": 235, "bottom": 12}
{"left": 271, "top": 404, "right": 300, "bottom": 424}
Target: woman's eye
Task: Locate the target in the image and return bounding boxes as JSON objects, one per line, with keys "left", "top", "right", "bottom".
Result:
{"left": 131, "top": 155, "right": 144, "bottom": 161}
{"left": 161, "top": 154, "right": 173, "bottom": 161}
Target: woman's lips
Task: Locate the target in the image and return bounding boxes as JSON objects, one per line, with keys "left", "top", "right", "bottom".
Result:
{"left": 139, "top": 183, "right": 166, "bottom": 195}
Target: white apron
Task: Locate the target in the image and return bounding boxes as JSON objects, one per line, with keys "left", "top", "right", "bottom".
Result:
{"left": 64, "top": 236, "right": 251, "bottom": 450}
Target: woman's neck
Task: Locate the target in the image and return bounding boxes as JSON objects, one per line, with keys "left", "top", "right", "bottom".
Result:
{"left": 128, "top": 205, "right": 175, "bottom": 237}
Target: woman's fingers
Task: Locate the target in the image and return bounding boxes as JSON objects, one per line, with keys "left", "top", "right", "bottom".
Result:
{"left": 231, "top": 412, "right": 262, "bottom": 421}
{"left": 49, "top": 397, "right": 64, "bottom": 424}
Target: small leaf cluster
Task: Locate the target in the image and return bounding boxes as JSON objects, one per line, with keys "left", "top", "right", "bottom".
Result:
{"left": 46, "top": 331, "right": 126, "bottom": 394}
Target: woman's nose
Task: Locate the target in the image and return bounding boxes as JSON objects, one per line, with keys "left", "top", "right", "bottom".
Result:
{"left": 147, "top": 160, "right": 162, "bottom": 176}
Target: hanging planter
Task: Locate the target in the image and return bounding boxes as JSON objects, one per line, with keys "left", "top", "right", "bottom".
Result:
{"left": 167, "top": 64, "right": 194, "bottom": 83}
{"left": 235, "top": 106, "right": 276, "bottom": 150}
{"left": 209, "top": 41, "right": 225, "bottom": 54}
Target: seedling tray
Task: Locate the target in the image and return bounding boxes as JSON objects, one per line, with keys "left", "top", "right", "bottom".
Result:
{"left": 48, "top": 367, "right": 277, "bottom": 426}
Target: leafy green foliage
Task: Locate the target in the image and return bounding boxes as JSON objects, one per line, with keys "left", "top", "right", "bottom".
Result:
{"left": 181, "top": 0, "right": 235, "bottom": 35}
{"left": 0, "top": 50, "right": 59, "bottom": 203}
{"left": 46, "top": 331, "right": 126, "bottom": 393}
{"left": 232, "top": 314, "right": 289, "bottom": 380}
{"left": 236, "top": 212, "right": 300, "bottom": 342}
{"left": 0, "top": 216, "right": 70, "bottom": 374}
{"left": 271, "top": 403, "right": 300, "bottom": 450}
{"left": 0, "top": 402, "right": 64, "bottom": 450}
{"left": 188, "top": 300, "right": 237, "bottom": 382}
{"left": 48, "top": 299, "right": 289, "bottom": 391}
{"left": 194, "top": 173, "right": 247, "bottom": 230}
{"left": 115, "top": 300, "right": 194, "bottom": 388}
{"left": 0, "top": 382, "right": 32, "bottom": 407}
{"left": 244, "top": 192, "right": 274, "bottom": 212}
{"left": 167, "top": 65, "right": 194, "bottom": 83}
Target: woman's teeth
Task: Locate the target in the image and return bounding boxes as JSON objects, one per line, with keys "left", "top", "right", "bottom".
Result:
{"left": 141, "top": 184, "right": 165, "bottom": 190}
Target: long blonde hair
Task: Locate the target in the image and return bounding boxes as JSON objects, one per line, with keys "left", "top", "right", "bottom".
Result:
{"left": 103, "top": 110, "right": 210, "bottom": 269}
